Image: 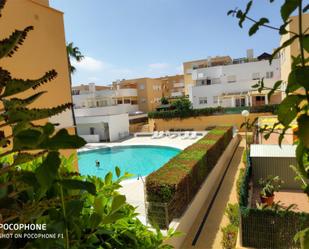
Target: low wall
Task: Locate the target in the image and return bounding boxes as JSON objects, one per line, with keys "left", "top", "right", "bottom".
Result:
{"left": 149, "top": 113, "right": 272, "bottom": 132}
{"left": 166, "top": 134, "right": 241, "bottom": 248}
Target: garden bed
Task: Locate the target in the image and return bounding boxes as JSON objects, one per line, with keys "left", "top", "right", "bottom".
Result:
{"left": 145, "top": 126, "right": 233, "bottom": 229}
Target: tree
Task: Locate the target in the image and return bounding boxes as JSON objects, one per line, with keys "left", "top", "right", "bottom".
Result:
{"left": 228, "top": 1, "right": 309, "bottom": 247}
{"left": 66, "top": 42, "right": 84, "bottom": 74}
{"left": 171, "top": 97, "right": 192, "bottom": 113}
{"left": 160, "top": 96, "right": 169, "bottom": 105}
{"left": 0, "top": 2, "right": 175, "bottom": 248}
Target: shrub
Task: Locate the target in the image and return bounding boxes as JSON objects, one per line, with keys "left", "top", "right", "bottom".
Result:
{"left": 146, "top": 126, "right": 233, "bottom": 228}
{"left": 221, "top": 204, "right": 240, "bottom": 249}
{"left": 221, "top": 224, "right": 238, "bottom": 249}
{"left": 148, "top": 105, "right": 278, "bottom": 119}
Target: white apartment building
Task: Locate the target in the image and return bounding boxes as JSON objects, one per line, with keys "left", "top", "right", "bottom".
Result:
{"left": 189, "top": 55, "right": 281, "bottom": 109}
{"left": 72, "top": 83, "right": 142, "bottom": 142}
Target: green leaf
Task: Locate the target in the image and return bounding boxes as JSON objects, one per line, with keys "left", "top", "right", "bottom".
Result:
{"left": 40, "top": 128, "right": 86, "bottom": 150}
{"left": 0, "top": 26, "right": 33, "bottom": 59}
{"left": 298, "top": 115, "right": 309, "bottom": 148}
{"left": 115, "top": 166, "right": 121, "bottom": 178}
{"left": 60, "top": 179, "right": 96, "bottom": 195}
{"left": 294, "top": 66, "right": 309, "bottom": 91}
{"left": 1, "top": 70, "right": 57, "bottom": 97}
{"left": 227, "top": 10, "right": 234, "bottom": 16}
{"left": 277, "top": 95, "right": 301, "bottom": 126}
{"left": 249, "top": 18, "right": 269, "bottom": 36}
{"left": 281, "top": 0, "right": 298, "bottom": 22}
{"left": 238, "top": 1, "right": 252, "bottom": 28}
{"left": 3, "top": 103, "right": 72, "bottom": 124}
{"left": 286, "top": 70, "right": 302, "bottom": 93}
{"left": 35, "top": 152, "right": 61, "bottom": 190}
{"left": 101, "top": 212, "right": 127, "bottom": 224}
{"left": 89, "top": 213, "right": 103, "bottom": 229}
{"left": 13, "top": 151, "right": 47, "bottom": 166}
{"left": 267, "top": 80, "right": 282, "bottom": 101}
{"left": 105, "top": 172, "right": 113, "bottom": 184}
{"left": 94, "top": 195, "right": 107, "bottom": 213}
{"left": 302, "top": 34, "right": 309, "bottom": 53}
{"left": 111, "top": 195, "right": 126, "bottom": 214}
{"left": 65, "top": 199, "right": 84, "bottom": 218}
{"left": 2, "top": 91, "right": 47, "bottom": 110}
{"left": 279, "top": 20, "right": 292, "bottom": 35}
{"left": 270, "top": 35, "right": 299, "bottom": 64}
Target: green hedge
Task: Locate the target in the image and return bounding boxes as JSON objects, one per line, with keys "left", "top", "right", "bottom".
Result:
{"left": 239, "top": 156, "right": 309, "bottom": 248}
{"left": 148, "top": 104, "right": 278, "bottom": 119}
{"left": 146, "top": 126, "right": 233, "bottom": 228}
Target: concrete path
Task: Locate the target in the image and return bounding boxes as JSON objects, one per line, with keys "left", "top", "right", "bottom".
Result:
{"left": 180, "top": 139, "right": 245, "bottom": 249}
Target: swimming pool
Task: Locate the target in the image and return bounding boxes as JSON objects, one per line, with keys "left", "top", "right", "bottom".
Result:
{"left": 78, "top": 145, "right": 181, "bottom": 179}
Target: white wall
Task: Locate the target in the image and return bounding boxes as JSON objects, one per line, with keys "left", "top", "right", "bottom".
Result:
{"left": 75, "top": 113, "right": 129, "bottom": 142}
{"left": 72, "top": 88, "right": 137, "bottom": 108}
{"left": 74, "top": 104, "right": 139, "bottom": 117}
{"left": 190, "top": 59, "right": 280, "bottom": 108}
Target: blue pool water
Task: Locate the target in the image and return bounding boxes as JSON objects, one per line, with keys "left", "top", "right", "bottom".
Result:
{"left": 78, "top": 145, "right": 180, "bottom": 179}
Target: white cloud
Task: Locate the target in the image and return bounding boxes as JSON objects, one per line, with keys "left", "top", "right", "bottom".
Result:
{"left": 72, "top": 56, "right": 107, "bottom": 71}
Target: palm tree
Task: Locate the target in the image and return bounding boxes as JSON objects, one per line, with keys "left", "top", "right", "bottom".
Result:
{"left": 66, "top": 42, "right": 84, "bottom": 74}
{"left": 66, "top": 42, "right": 84, "bottom": 134}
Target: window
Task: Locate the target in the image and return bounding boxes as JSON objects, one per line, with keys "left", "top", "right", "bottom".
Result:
{"left": 252, "top": 73, "right": 260, "bottom": 80}
{"left": 256, "top": 96, "right": 265, "bottom": 101}
{"left": 139, "top": 84, "right": 145, "bottom": 90}
{"left": 90, "top": 127, "right": 95, "bottom": 135}
{"left": 266, "top": 71, "right": 274, "bottom": 79}
{"left": 198, "top": 73, "right": 204, "bottom": 78}
{"left": 212, "top": 78, "right": 221, "bottom": 84}
{"left": 227, "top": 75, "right": 236, "bottom": 83}
{"left": 131, "top": 100, "right": 138, "bottom": 105}
{"left": 124, "top": 99, "right": 130, "bottom": 104}
{"left": 152, "top": 85, "right": 161, "bottom": 91}
{"left": 213, "top": 96, "right": 219, "bottom": 105}
{"left": 206, "top": 79, "right": 211, "bottom": 85}
{"left": 199, "top": 97, "right": 207, "bottom": 105}
{"left": 72, "top": 89, "right": 80, "bottom": 95}
{"left": 117, "top": 99, "right": 123, "bottom": 104}
{"left": 235, "top": 98, "right": 246, "bottom": 107}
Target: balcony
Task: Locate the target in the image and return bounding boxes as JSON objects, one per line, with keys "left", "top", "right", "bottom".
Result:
{"left": 115, "top": 88, "right": 137, "bottom": 97}
{"left": 171, "top": 91, "right": 184, "bottom": 97}
{"left": 173, "top": 82, "right": 185, "bottom": 88}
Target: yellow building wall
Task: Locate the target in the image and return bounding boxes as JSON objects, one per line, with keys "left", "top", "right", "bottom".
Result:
{"left": 183, "top": 59, "right": 208, "bottom": 95}
{"left": 0, "top": 0, "right": 78, "bottom": 168}
{"left": 158, "top": 74, "right": 184, "bottom": 98}
{"left": 149, "top": 112, "right": 273, "bottom": 132}
{"left": 280, "top": 14, "right": 309, "bottom": 83}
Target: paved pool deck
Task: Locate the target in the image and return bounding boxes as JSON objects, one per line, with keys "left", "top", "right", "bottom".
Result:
{"left": 78, "top": 132, "right": 207, "bottom": 224}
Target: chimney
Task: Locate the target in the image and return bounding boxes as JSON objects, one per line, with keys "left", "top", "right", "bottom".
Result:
{"left": 207, "top": 56, "right": 212, "bottom": 67}
{"left": 247, "top": 49, "right": 254, "bottom": 60}
{"left": 88, "top": 83, "right": 96, "bottom": 93}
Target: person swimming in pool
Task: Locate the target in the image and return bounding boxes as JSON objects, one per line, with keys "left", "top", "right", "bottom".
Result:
{"left": 95, "top": 160, "right": 100, "bottom": 168}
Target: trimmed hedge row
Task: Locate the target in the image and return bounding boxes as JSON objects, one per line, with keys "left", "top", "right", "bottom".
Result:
{"left": 146, "top": 126, "right": 233, "bottom": 228}
{"left": 240, "top": 155, "right": 309, "bottom": 248}
{"left": 148, "top": 104, "right": 278, "bottom": 119}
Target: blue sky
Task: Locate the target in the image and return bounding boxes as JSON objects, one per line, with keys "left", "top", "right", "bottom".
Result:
{"left": 50, "top": 0, "right": 283, "bottom": 86}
